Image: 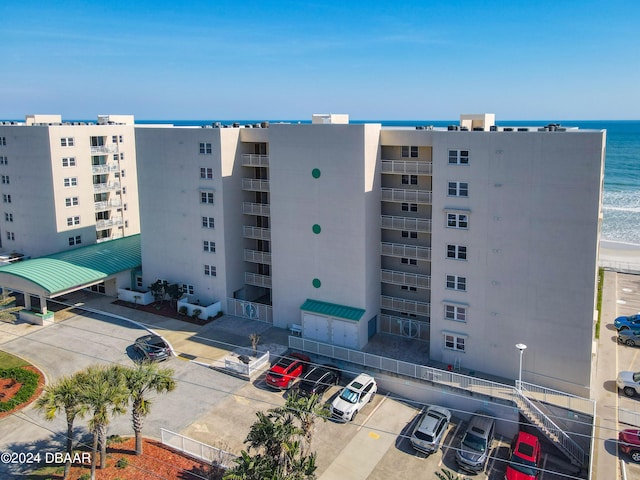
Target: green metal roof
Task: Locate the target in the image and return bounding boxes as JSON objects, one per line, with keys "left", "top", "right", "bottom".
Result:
{"left": 0, "top": 235, "right": 141, "bottom": 295}
{"left": 300, "top": 299, "right": 365, "bottom": 322}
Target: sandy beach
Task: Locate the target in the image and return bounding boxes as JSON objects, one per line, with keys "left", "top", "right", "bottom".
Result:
{"left": 599, "top": 240, "right": 640, "bottom": 273}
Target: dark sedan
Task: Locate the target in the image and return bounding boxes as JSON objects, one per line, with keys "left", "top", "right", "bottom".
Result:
{"left": 134, "top": 334, "right": 171, "bottom": 362}
{"left": 296, "top": 365, "right": 341, "bottom": 399}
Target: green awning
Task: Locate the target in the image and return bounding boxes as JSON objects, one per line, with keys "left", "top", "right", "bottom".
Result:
{"left": 300, "top": 299, "right": 365, "bottom": 322}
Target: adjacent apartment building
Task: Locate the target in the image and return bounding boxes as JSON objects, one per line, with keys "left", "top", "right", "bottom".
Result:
{"left": 0, "top": 114, "right": 141, "bottom": 261}
{"left": 135, "top": 114, "right": 605, "bottom": 396}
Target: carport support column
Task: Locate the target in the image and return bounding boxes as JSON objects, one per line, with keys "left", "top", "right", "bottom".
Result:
{"left": 24, "top": 294, "right": 31, "bottom": 310}
{"left": 39, "top": 296, "right": 47, "bottom": 314}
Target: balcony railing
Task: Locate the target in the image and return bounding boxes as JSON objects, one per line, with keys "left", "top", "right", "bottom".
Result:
{"left": 93, "top": 181, "right": 121, "bottom": 193}
{"left": 381, "top": 242, "right": 431, "bottom": 261}
{"left": 90, "top": 145, "right": 118, "bottom": 154}
{"left": 243, "top": 226, "right": 271, "bottom": 240}
{"left": 381, "top": 215, "right": 431, "bottom": 233}
{"left": 245, "top": 272, "right": 272, "bottom": 288}
{"left": 381, "top": 188, "right": 432, "bottom": 204}
{"left": 380, "top": 295, "right": 430, "bottom": 316}
{"left": 244, "top": 249, "right": 272, "bottom": 265}
{"left": 91, "top": 164, "right": 120, "bottom": 174}
{"left": 96, "top": 232, "right": 124, "bottom": 243}
{"left": 381, "top": 160, "right": 432, "bottom": 175}
{"left": 242, "top": 178, "right": 270, "bottom": 192}
{"left": 381, "top": 269, "right": 431, "bottom": 289}
{"left": 96, "top": 217, "right": 124, "bottom": 230}
{"left": 242, "top": 202, "right": 270, "bottom": 216}
{"left": 242, "top": 154, "right": 270, "bottom": 167}
{"left": 94, "top": 199, "right": 123, "bottom": 211}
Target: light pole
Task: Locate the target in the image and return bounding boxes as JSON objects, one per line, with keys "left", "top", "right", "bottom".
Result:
{"left": 515, "top": 343, "right": 527, "bottom": 391}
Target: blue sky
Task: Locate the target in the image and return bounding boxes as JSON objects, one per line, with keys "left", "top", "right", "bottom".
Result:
{"left": 1, "top": 0, "right": 639, "bottom": 120}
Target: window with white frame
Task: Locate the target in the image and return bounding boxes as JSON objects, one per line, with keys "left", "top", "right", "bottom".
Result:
{"left": 68, "top": 235, "right": 82, "bottom": 246}
{"left": 448, "top": 149, "right": 469, "bottom": 165}
{"left": 3, "top": 194, "right": 11, "bottom": 203}
{"left": 64, "top": 177, "right": 78, "bottom": 187}
{"left": 66, "top": 216, "right": 80, "bottom": 226}
{"left": 401, "top": 203, "right": 418, "bottom": 212}
{"left": 401, "top": 146, "right": 419, "bottom": 158}
{"left": 65, "top": 197, "right": 79, "bottom": 207}
{"left": 61, "top": 137, "right": 74, "bottom": 147}
{"left": 444, "top": 333, "right": 466, "bottom": 352}
{"left": 1, "top": 175, "right": 9, "bottom": 184}
{"left": 201, "top": 191, "right": 214, "bottom": 204}
{"left": 202, "top": 216, "right": 215, "bottom": 228}
{"left": 6, "top": 231, "right": 14, "bottom": 240}
{"left": 0, "top": 156, "right": 7, "bottom": 165}
{"left": 402, "top": 174, "right": 418, "bottom": 185}
{"left": 447, "top": 245, "right": 467, "bottom": 260}
{"left": 0, "top": 137, "right": 6, "bottom": 146}
{"left": 199, "top": 143, "right": 212, "bottom": 154}
{"left": 401, "top": 230, "right": 418, "bottom": 239}
{"left": 4, "top": 212, "right": 13, "bottom": 222}
{"left": 446, "top": 212, "right": 468, "bottom": 229}
{"left": 445, "top": 304, "right": 467, "bottom": 322}
{"left": 182, "top": 284, "right": 194, "bottom": 295}
{"left": 446, "top": 275, "right": 466, "bottom": 291}
{"left": 200, "top": 167, "right": 213, "bottom": 179}
{"left": 204, "top": 264, "right": 216, "bottom": 276}
{"left": 62, "top": 157, "right": 76, "bottom": 167}
{"left": 448, "top": 181, "right": 468, "bottom": 197}
{"left": 203, "top": 240, "right": 216, "bottom": 253}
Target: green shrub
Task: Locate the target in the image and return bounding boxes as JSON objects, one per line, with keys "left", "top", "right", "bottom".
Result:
{"left": 78, "top": 473, "right": 91, "bottom": 480}
{"left": 115, "top": 457, "right": 129, "bottom": 469}
{"left": 0, "top": 367, "right": 39, "bottom": 412}
{"left": 179, "top": 306, "right": 188, "bottom": 315}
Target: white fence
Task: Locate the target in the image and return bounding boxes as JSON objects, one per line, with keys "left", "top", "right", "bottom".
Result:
{"left": 160, "top": 428, "right": 237, "bottom": 468}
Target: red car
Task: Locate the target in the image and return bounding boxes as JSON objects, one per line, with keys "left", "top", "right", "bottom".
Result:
{"left": 505, "top": 431, "right": 541, "bottom": 480}
{"left": 619, "top": 428, "right": 640, "bottom": 463}
{"left": 265, "top": 352, "right": 311, "bottom": 390}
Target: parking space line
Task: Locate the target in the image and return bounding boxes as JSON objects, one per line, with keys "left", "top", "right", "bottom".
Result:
{"left": 356, "top": 392, "right": 389, "bottom": 432}
{"left": 626, "top": 348, "right": 640, "bottom": 370}
{"left": 485, "top": 433, "right": 503, "bottom": 478}
{"left": 540, "top": 452, "right": 548, "bottom": 479}
{"left": 438, "top": 422, "right": 462, "bottom": 467}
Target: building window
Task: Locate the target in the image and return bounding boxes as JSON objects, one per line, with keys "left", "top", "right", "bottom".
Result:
{"left": 401, "top": 146, "right": 419, "bottom": 158}
{"left": 120, "top": 153, "right": 124, "bottom": 160}
{"left": 200, "top": 167, "right": 214, "bottom": 179}
{"left": 401, "top": 203, "right": 418, "bottom": 212}
{"left": 444, "top": 333, "right": 466, "bottom": 352}
{"left": 204, "top": 265, "right": 216, "bottom": 276}
{"left": 68, "top": 235, "right": 82, "bottom": 246}
{"left": 446, "top": 275, "right": 467, "bottom": 291}
{"left": 203, "top": 240, "right": 216, "bottom": 253}
{"left": 401, "top": 285, "right": 418, "bottom": 292}
{"left": 121, "top": 170, "right": 125, "bottom": 177}
{"left": 63, "top": 177, "right": 78, "bottom": 187}
{"left": 447, "top": 245, "right": 467, "bottom": 260}
{"left": 65, "top": 197, "right": 79, "bottom": 207}
{"left": 62, "top": 157, "right": 76, "bottom": 167}
{"left": 401, "top": 230, "right": 418, "bottom": 239}
{"left": 1, "top": 175, "right": 9, "bottom": 184}
{"left": 448, "top": 149, "right": 469, "bottom": 165}
{"left": 446, "top": 213, "right": 468, "bottom": 229}
{"left": 61, "top": 137, "right": 74, "bottom": 147}
{"left": 122, "top": 186, "right": 126, "bottom": 194}
{"left": 4, "top": 212, "right": 13, "bottom": 222}
{"left": 3, "top": 194, "right": 11, "bottom": 203}
{"left": 67, "top": 216, "right": 80, "bottom": 226}
{"left": 401, "top": 257, "right": 417, "bottom": 266}
{"left": 199, "top": 143, "right": 213, "bottom": 154}
{"left": 448, "top": 181, "right": 468, "bottom": 197}
{"left": 445, "top": 304, "right": 467, "bottom": 322}
{"left": 182, "top": 284, "right": 194, "bottom": 295}
{"left": 402, "top": 174, "right": 418, "bottom": 185}
{"left": 202, "top": 216, "right": 215, "bottom": 228}
{"left": 0, "top": 137, "right": 6, "bottom": 146}
{"left": 6, "top": 231, "right": 14, "bottom": 241}
{"left": 0, "top": 156, "right": 7, "bottom": 165}
{"left": 200, "top": 192, "right": 214, "bottom": 204}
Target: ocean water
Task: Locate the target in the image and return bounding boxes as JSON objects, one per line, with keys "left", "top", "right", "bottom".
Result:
{"left": 138, "top": 119, "right": 640, "bottom": 245}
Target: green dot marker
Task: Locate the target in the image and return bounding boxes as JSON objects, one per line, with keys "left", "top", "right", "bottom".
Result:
{"left": 312, "top": 168, "right": 321, "bottom": 178}
{"left": 312, "top": 224, "right": 321, "bottom": 234}
{"left": 312, "top": 278, "right": 321, "bottom": 288}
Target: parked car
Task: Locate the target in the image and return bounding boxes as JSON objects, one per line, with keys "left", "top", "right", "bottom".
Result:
{"left": 619, "top": 428, "right": 640, "bottom": 463}
{"left": 134, "top": 334, "right": 171, "bottom": 362}
{"left": 455, "top": 411, "right": 495, "bottom": 473}
{"left": 617, "top": 371, "right": 640, "bottom": 397}
{"left": 296, "top": 364, "right": 341, "bottom": 399}
{"left": 330, "top": 373, "right": 377, "bottom": 422}
{"left": 409, "top": 405, "right": 451, "bottom": 454}
{"left": 614, "top": 314, "right": 640, "bottom": 331}
{"left": 265, "top": 352, "right": 311, "bottom": 390}
{"left": 618, "top": 329, "right": 640, "bottom": 347}
{"left": 505, "top": 431, "right": 541, "bottom": 480}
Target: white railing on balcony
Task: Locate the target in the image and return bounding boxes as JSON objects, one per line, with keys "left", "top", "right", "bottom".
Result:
{"left": 245, "top": 272, "right": 272, "bottom": 288}
{"left": 381, "top": 269, "right": 431, "bottom": 289}
{"left": 243, "top": 226, "right": 271, "bottom": 240}
{"left": 381, "top": 295, "right": 430, "bottom": 316}
{"left": 91, "top": 164, "right": 119, "bottom": 174}
{"left": 381, "top": 188, "right": 432, "bottom": 204}
{"left": 90, "top": 145, "right": 118, "bottom": 154}
{"left": 94, "top": 199, "right": 123, "bottom": 211}
{"left": 381, "top": 215, "right": 431, "bottom": 233}
{"left": 242, "top": 178, "right": 270, "bottom": 191}
{"left": 242, "top": 154, "right": 270, "bottom": 167}
{"left": 95, "top": 217, "right": 124, "bottom": 230}
{"left": 93, "top": 181, "right": 121, "bottom": 193}
{"left": 242, "top": 202, "right": 270, "bottom": 216}
{"left": 381, "top": 242, "right": 431, "bottom": 261}
{"left": 244, "top": 249, "right": 272, "bottom": 265}
{"left": 96, "top": 232, "right": 123, "bottom": 243}
{"left": 381, "top": 160, "right": 432, "bottom": 175}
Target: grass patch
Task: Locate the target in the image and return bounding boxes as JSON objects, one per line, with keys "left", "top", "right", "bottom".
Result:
{"left": 596, "top": 267, "right": 604, "bottom": 339}
{"left": 0, "top": 351, "right": 29, "bottom": 368}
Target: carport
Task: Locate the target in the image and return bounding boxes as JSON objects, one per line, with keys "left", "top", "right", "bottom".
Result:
{"left": 0, "top": 235, "right": 141, "bottom": 324}
{"left": 300, "top": 298, "right": 365, "bottom": 349}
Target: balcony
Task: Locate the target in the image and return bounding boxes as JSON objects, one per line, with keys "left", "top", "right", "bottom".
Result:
{"left": 243, "top": 226, "right": 271, "bottom": 240}
{"left": 90, "top": 145, "right": 118, "bottom": 154}
{"left": 94, "top": 199, "right": 123, "bottom": 211}
{"left": 91, "top": 164, "right": 120, "bottom": 174}
{"left": 381, "top": 269, "right": 431, "bottom": 289}
{"left": 93, "top": 181, "right": 121, "bottom": 193}
{"left": 244, "top": 249, "right": 272, "bottom": 265}
{"left": 242, "top": 178, "right": 270, "bottom": 192}
{"left": 243, "top": 202, "right": 270, "bottom": 216}
{"left": 381, "top": 215, "right": 431, "bottom": 233}
{"left": 242, "top": 154, "right": 269, "bottom": 167}
{"left": 381, "top": 160, "right": 432, "bottom": 175}
{"left": 381, "top": 188, "right": 432, "bottom": 204}
{"left": 96, "top": 216, "right": 124, "bottom": 230}
{"left": 381, "top": 242, "right": 431, "bottom": 261}
{"left": 245, "top": 272, "right": 272, "bottom": 288}
{"left": 96, "top": 232, "right": 123, "bottom": 243}
{"left": 381, "top": 295, "right": 430, "bottom": 316}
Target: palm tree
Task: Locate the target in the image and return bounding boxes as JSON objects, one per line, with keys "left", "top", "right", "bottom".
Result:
{"left": 77, "top": 365, "right": 128, "bottom": 479}
{"left": 35, "top": 375, "right": 86, "bottom": 479}
{"left": 274, "top": 392, "right": 329, "bottom": 455}
{"left": 120, "top": 361, "right": 176, "bottom": 455}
